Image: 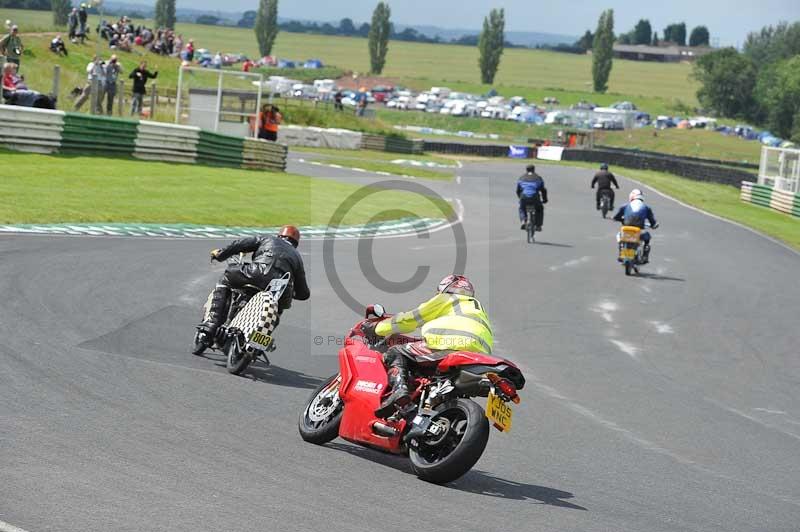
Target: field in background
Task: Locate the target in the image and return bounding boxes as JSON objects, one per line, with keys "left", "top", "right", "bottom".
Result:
{"left": 0, "top": 149, "right": 451, "bottom": 225}
{"left": 595, "top": 128, "right": 762, "bottom": 164}
{"left": 4, "top": 8, "right": 698, "bottom": 108}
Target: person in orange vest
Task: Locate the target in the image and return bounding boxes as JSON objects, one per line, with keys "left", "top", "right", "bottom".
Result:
{"left": 258, "top": 103, "right": 282, "bottom": 141}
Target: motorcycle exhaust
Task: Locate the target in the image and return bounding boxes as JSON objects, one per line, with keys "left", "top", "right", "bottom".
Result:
{"left": 371, "top": 421, "right": 399, "bottom": 437}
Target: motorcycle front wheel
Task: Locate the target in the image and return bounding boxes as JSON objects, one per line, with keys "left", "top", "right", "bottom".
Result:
{"left": 409, "top": 398, "right": 490, "bottom": 484}
{"left": 226, "top": 336, "right": 252, "bottom": 375}
{"left": 298, "top": 374, "right": 343, "bottom": 444}
{"left": 191, "top": 329, "right": 207, "bottom": 356}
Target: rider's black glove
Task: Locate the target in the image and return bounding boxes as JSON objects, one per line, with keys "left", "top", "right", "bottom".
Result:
{"left": 360, "top": 321, "right": 380, "bottom": 345}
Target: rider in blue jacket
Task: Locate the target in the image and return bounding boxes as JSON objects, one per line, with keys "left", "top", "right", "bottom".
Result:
{"left": 516, "top": 165, "right": 548, "bottom": 230}
{"left": 613, "top": 189, "right": 659, "bottom": 263}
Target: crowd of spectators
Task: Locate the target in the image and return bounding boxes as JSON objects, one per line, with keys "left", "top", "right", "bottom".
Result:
{"left": 96, "top": 15, "right": 186, "bottom": 58}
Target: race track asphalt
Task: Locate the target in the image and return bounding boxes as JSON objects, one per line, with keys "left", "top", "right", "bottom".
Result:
{"left": 1, "top": 156, "right": 798, "bottom": 532}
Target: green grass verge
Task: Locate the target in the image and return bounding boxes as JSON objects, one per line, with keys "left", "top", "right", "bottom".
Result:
{"left": 0, "top": 150, "right": 452, "bottom": 226}
{"left": 594, "top": 128, "right": 762, "bottom": 165}
{"left": 320, "top": 158, "right": 453, "bottom": 180}
{"left": 290, "top": 146, "right": 454, "bottom": 165}
{"left": 539, "top": 160, "right": 800, "bottom": 250}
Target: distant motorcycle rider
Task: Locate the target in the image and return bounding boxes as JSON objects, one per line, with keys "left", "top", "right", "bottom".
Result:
{"left": 516, "top": 165, "right": 548, "bottom": 231}
{"left": 195, "top": 225, "right": 310, "bottom": 352}
{"left": 613, "top": 189, "right": 659, "bottom": 264}
{"left": 361, "top": 275, "right": 493, "bottom": 418}
{"left": 591, "top": 163, "right": 619, "bottom": 210}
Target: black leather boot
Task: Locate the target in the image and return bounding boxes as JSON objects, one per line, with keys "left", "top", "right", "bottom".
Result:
{"left": 200, "top": 285, "right": 230, "bottom": 346}
{"left": 375, "top": 366, "right": 411, "bottom": 418}
{"left": 642, "top": 244, "right": 651, "bottom": 264}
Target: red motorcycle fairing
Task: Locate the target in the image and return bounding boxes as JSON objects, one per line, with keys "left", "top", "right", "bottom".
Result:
{"left": 436, "top": 351, "right": 518, "bottom": 372}
{"left": 337, "top": 336, "right": 407, "bottom": 452}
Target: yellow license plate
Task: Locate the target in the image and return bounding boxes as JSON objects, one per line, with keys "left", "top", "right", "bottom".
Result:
{"left": 248, "top": 330, "right": 272, "bottom": 350}
{"left": 486, "top": 391, "right": 513, "bottom": 432}
{"left": 620, "top": 248, "right": 636, "bottom": 259}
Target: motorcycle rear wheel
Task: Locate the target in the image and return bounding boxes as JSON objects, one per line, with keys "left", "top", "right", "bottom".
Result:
{"left": 409, "top": 398, "right": 489, "bottom": 484}
{"left": 625, "top": 262, "right": 633, "bottom": 276}
{"left": 226, "top": 336, "right": 252, "bottom": 375}
{"left": 299, "top": 374, "right": 343, "bottom": 445}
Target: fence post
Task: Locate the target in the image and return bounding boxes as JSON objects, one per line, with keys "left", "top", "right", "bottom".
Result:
{"left": 117, "top": 81, "right": 124, "bottom": 117}
{"left": 90, "top": 77, "right": 99, "bottom": 115}
{"left": 52, "top": 65, "right": 60, "bottom": 108}
{"left": 150, "top": 83, "right": 157, "bottom": 119}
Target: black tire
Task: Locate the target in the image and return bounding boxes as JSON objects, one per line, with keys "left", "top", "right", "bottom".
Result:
{"left": 226, "top": 335, "right": 252, "bottom": 375}
{"left": 191, "top": 330, "right": 207, "bottom": 356}
{"left": 601, "top": 204, "right": 608, "bottom": 218}
{"left": 409, "top": 398, "right": 490, "bottom": 484}
{"left": 298, "top": 374, "right": 343, "bottom": 445}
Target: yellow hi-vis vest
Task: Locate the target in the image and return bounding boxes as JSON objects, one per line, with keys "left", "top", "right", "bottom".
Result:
{"left": 375, "top": 293, "right": 493, "bottom": 354}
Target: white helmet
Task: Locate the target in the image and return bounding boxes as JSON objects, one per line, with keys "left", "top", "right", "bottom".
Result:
{"left": 629, "top": 189, "right": 644, "bottom": 202}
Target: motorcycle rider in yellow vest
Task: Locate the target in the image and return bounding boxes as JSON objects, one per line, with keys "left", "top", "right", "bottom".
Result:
{"left": 361, "top": 275, "right": 494, "bottom": 418}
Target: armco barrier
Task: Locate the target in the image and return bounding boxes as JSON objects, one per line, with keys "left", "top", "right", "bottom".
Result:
{"left": 362, "top": 134, "right": 423, "bottom": 154}
{"left": 278, "top": 125, "right": 363, "bottom": 150}
{"left": 562, "top": 148, "right": 756, "bottom": 187}
{"left": 0, "top": 106, "right": 64, "bottom": 154}
{"left": 0, "top": 104, "right": 286, "bottom": 171}
{"left": 423, "top": 140, "right": 535, "bottom": 158}
{"left": 740, "top": 181, "right": 800, "bottom": 217}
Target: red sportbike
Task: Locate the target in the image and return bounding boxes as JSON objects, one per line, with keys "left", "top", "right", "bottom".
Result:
{"left": 298, "top": 304, "right": 526, "bottom": 484}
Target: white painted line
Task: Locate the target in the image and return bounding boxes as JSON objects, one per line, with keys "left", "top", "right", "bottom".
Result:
{"left": 753, "top": 408, "right": 787, "bottom": 415}
{"left": 350, "top": 167, "right": 367, "bottom": 173}
{"left": 650, "top": 321, "right": 674, "bottom": 334}
{"left": 456, "top": 160, "right": 463, "bottom": 169}
{"left": 549, "top": 256, "right": 592, "bottom": 272}
{"left": 456, "top": 175, "right": 462, "bottom": 185}
{"left": 328, "top": 164, "right": 343, "bottom": 169}
{"left": 0, "top": 519, "right": 33, "bottom": 532}
{"left": 591, "top": 300, "right": 618, "bottom": 323}
{"left": 611, "top": 339, "right": 640, "bottom": 359}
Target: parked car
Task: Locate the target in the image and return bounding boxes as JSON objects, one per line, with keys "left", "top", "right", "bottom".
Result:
{"left": 571, "top": 100, "right": 597, "bottom": 110}
{"left": 654, "top": 115, "right": 676, "bottom": 129}
{"left": 543, "top": 96, "right": 560, "bottom": 105}
{"left": 611, "top": 101, "right": 637, "bottom": 111}
{"left": 371, "top": 85, "right": 394, "bottom": 103}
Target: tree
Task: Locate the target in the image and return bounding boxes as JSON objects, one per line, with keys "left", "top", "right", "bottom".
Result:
{"left": 358, "top": 22, "right": 370, "bottom": 37}
{"left": 51, "top": 0, "right": 71, "bottom": 26}
{"left": 255, "top": 0, "right": 279, "bottom": 57}
{"left": 238, "top": 10, "right": 257, "bottom": 28}
{"left": 652, "top": 31, "right": 659, "bottom": 46}
{"left": 633, "top": 19, "right": 652, "bottom": 45}
{"left": 154, "top": 0, "right": 176, "bottom": 29}
{"left": 758, "top": 55, "right": 800, "bottom": 140}
{"left": 689, "top": 26, "right": 710, "bottom": 46}
{"left": 692, "top": 48, "right": 756, "bottom": 118}
{"left": 592, "top": 9, "right": 614, "bottom": 93}
{"left": 743, "top": 21, "right": 800, "bottom": 65}
{"left": 196, "top": 15, "right": 220, "bottom": 26}
{"left": 339, "top": 18, "right": 356, "bottom": 35}
{"left": 368, "top": 2, "right": 391, "bottom": 74}
{"left": 617, "top": 33, "right": 632, "bottom": 45}
{"left": 478, "top": 8, "right": 505, "bottom": 84}
{"left": 663, "top": 22, "right": 686, "bottom": 45}
{"left": 575, "top": 29, "right": 593, "bottom": 51}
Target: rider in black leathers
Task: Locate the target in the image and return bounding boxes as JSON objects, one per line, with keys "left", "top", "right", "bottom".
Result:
{"left": 197, "top": 225, "right": 310, "bottom": 348}
{"left": 591, "top": 163, "right": 620, "bottom": 210}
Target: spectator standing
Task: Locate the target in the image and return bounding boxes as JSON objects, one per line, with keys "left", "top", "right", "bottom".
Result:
{"left": 75, "top": 56, "right": 106, "bottom": 114}
{"left": 103, "top": 54, "right": 122, "bottom": 115}
{"left": 257, "top": 104, "right": 282, "bottom": 141}
{"left": 129, "top": 60, "right": 157, "bottom": 116}
{"left": 185, "top": 39, "right": 195, "bottom": 62}
{"left": 334, "top": 90, "right": 343, "bottom": 111}
{"left": 212, "top": 52, "right": 222, "bottom": 69}
{"left": 78, "top": 4, "right": 88, "bottom": 38}
{"left": 0, "top": 25, "right": 24, "bottom": 67}
{"left": 68, "top": 8, "right": 79, "bottom": 41}
{"left": 242, "top": 59, "right": 254, "bottom": 72}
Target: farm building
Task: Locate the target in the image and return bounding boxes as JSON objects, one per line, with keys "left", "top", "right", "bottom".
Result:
{"left": 612, "top": 44, "right": 712, "bottom": 62}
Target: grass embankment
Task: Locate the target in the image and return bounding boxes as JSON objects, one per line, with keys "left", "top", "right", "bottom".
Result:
{"left": 0, "top": 150, "right": 452, "bottom": 226}
{"left": 540, "top": 159, "right": 800, "bottom": 250}
{"left": 595, "top": 128, "right": 762, "bottom": 165}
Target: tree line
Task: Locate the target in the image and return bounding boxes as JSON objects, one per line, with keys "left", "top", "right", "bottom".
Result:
{"left": 692, "top": 21, "right": 800, "bottom": 141}
{"left": 575, "top": 19, "right": 710, "bottom": 52}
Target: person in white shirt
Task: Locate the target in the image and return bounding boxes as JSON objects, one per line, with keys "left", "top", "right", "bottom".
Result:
{"left": 74, "top": 57, "right": 106, "bottom": 113}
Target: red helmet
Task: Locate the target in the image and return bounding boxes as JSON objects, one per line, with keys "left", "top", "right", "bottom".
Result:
{"left": 437, "top": 274, "right": 474, "bottom": 297}
{"left": 278, "top": 225, "right": 300, "bottom": 247}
